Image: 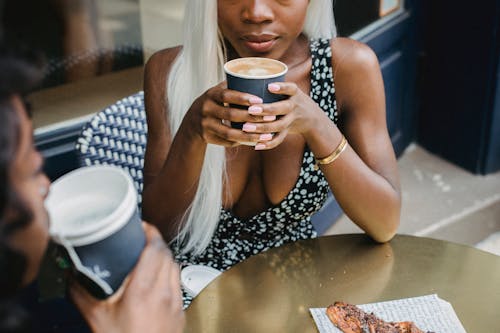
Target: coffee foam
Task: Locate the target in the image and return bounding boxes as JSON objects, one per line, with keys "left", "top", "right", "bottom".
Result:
{"left": 225, "top": 57, "right": 287, "bottom": 78}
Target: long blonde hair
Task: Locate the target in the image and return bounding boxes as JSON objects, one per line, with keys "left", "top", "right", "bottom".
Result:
{"left": 167, "top": 0, "right": 337, "bottom": 255}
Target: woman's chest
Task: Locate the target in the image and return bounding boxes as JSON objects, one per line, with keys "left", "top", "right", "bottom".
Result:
{"left": 223, "top": 135, "right": 305, "bottom": 214}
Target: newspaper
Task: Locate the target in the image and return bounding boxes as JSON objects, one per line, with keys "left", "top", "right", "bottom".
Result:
{"left": 310, "top": 294, "right": 466, "bottom": 333}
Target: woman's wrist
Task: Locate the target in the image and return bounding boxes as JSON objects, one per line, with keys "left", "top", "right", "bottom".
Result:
{"left": 183, "top": 106, "right": 208, "bottom": 145}
{"left": 303, "top": 111, "right": 343, "bottom": 159}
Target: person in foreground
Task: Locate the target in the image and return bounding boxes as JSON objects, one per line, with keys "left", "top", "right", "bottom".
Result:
{"left": 0, "top": 50, "right": 184, "bottom": 333}
{"left": 142, "top": 0, "right": 401, "bottom": 305}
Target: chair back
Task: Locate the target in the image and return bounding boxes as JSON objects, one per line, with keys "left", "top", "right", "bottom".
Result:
{"left": 75, "top": 91, "right": 146, "bottom": 204}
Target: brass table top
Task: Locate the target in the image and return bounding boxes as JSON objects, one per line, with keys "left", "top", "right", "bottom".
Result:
{"left": 184, "top": 234, "right": 500, "bottom": 332}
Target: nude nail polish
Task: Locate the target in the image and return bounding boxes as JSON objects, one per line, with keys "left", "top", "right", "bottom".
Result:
{"left": 248, "top": 105, "right": 263, "bottom": 114}
{"left": 242, "top": 123, "right": 257, "bottom": 132}
{"left": 263, "top": 115, "right": 276, "bottom": 121}
{"left": 255, "top": 144, "right": 266, "bottom": 150}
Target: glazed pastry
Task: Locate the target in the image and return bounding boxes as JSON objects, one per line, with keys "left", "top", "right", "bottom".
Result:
{"left": 326, "top": 302, "right": 431, "bottom": 333}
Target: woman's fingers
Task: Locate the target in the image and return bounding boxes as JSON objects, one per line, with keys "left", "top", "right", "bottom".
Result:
{"left": 203, "top": 117, "right": 273, "bottom": 144}
{"left": 124, "top": 225, "right": 172, "bottom": 299}
{"left": 255, "top": 129, "right": 289, "bottom": 150}
{"left": 268, "top": 82, "right": 298, "bottom": 97}
{"left": 204, "top": 83, "right": 298, "bottom": 124}
{"left": 199, "top": 82, "right": 303, "bottom": 148}
{"left": 207, "top": 84, "right": 263, "bottom": 107}
{"left": 241, "top": 113, "right": 292, "bottom": 134}
{"left": 205, "top": 99, "right": 277, "bottom": 124}
{"left": 154, "top": 254, "right": 182, "bottom": 307}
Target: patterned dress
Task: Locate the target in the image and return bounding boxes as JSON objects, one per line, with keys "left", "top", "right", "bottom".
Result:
{"left": 175, "top": 38, "right": 338, "bottom": 307}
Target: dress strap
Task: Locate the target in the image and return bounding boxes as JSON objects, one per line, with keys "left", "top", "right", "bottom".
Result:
{"left": 309, "top": 38, "right": 338, "bottom": 124}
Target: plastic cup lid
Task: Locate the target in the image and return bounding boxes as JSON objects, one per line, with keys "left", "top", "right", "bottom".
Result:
{"left": 46, "top": 165, "right": 136, "bottom": 246}
{"left": 181, "top": 265, "right": 222, "bottom": 297}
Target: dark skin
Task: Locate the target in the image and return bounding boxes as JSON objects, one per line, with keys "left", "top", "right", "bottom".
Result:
{"left": 142, "top": 0, "right": 401, "bottom": 243}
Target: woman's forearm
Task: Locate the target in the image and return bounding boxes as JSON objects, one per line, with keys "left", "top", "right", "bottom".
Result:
{"left": 304, "top": 112, "right": 401, "bottom": 242}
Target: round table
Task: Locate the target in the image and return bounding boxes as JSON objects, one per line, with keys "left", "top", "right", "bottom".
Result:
{"left": 184, "top": 234, "right": 500, "bottom": 332}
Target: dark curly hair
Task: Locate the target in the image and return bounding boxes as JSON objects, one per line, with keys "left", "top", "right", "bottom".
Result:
{"left": 0, "top": 45, "right": 43, "bottom": 332}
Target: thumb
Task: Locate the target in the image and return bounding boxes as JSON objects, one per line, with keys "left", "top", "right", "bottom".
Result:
{"left": 142, "top": 222, "right": 163, "bottom": 243}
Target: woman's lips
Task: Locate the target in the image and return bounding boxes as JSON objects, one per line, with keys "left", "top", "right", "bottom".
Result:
{"left": 243, "top": 39, "right": 277, "bottom": 53}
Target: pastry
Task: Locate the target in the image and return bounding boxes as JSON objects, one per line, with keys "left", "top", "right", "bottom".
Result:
{"left": 326, "top": 301, "right": 432, "bottom": 333}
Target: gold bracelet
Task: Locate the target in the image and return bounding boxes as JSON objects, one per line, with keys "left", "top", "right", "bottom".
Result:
{"left": 313, "top": 135, "right": 347, "bottom": 170}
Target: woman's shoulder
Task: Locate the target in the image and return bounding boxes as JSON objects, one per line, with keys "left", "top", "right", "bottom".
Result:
{"left": 144, "top": 46, "right": 182, "bottom": 79}
{"left": 328, "top": 38, "right": 383, "bottom": 112}
{"left": 329, "top": 37, "right": 379, "bottom": 74}
{"left": 143, "top": 46, "right": 182, "bottom": 111}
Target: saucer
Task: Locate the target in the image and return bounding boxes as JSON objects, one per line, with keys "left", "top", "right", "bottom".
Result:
{"left": 181, "top": 265, "right": 222, "bottom": 297}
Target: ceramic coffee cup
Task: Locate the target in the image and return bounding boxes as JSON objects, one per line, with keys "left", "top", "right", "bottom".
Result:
{"left": 224, "top": 57, "right": 288, "bottom": 135}
{"left": 46, "top": 165, "right": 145, "bottom": 299}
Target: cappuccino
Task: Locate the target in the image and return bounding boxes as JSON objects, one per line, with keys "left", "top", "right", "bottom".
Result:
{"left": 224, "top": 57, "right": 287, "bottom": 133}
{"left": 225, "top": 57, "right": 287, "bottom": 78}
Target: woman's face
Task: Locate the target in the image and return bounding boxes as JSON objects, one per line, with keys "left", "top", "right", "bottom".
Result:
{"left": 218, "top": 0, "right": 309, "bottom": 59}
{"left": 6, "top": 95, "right": 51, "bottom": 286}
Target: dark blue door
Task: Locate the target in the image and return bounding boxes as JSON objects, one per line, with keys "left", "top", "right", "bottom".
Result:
{"left": 361, "top": 0, "right": 420, "bottom": 156}
{"left": 417, "top": 0, "right": 500, "bottom": 174}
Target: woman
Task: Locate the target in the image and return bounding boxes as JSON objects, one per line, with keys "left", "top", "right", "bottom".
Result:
{"left": 0, "top": 49, "right": 184, "bottom": 333}
{"left": 142, "top": 0, "right": 401, "bottom": 304}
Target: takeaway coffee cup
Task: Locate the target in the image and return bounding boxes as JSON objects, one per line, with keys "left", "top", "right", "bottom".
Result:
{"left": 46, "top": 165, "right": 145, "bottom": 299}
{"left": 224, "top": 57, "right": 288, "bottom": 133}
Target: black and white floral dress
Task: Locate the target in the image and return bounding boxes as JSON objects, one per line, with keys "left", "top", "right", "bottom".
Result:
{"left": 174, "top": 38, "right": 338, "bottom": 307}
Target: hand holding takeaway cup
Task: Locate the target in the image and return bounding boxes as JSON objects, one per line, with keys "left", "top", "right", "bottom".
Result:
{"left": 46, "top": 165, "right": 146, "bottom": 299}
{"left": 69, "top": 223, "right": 185, "bottom": 333}
{"left": 224, "top": 57, "right": 288, "bottom": 145}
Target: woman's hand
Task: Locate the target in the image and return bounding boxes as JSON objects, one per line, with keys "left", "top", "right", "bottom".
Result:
{"left": 238, "top": 82, "right": 322, "bottom": 150}
{"left": 186, "top": 82, "right": 278, "bottom": 147}
{"left": 69, "top": 223, "right": 185, "bottom": 333}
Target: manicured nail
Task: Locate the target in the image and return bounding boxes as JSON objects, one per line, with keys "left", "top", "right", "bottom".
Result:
{"left": 263, "top": 115, "right": 276, "bottom": 121}
{"left": 268, "top": 83, "right": 280, "bottom": 92}
{"left": 255, "top": 144, "right": 266, "bottom": 150}
{"left": 248, "top": 105, "right": 263, "bottom": 114}
{"left": 249, "top": 96, "right": 263, "bottom": 104}
{"left": 259, "top": 133, "right": 273, "bottom": 141}
{"left": 242, "top": 123, "right": 257, "bottom": 132}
